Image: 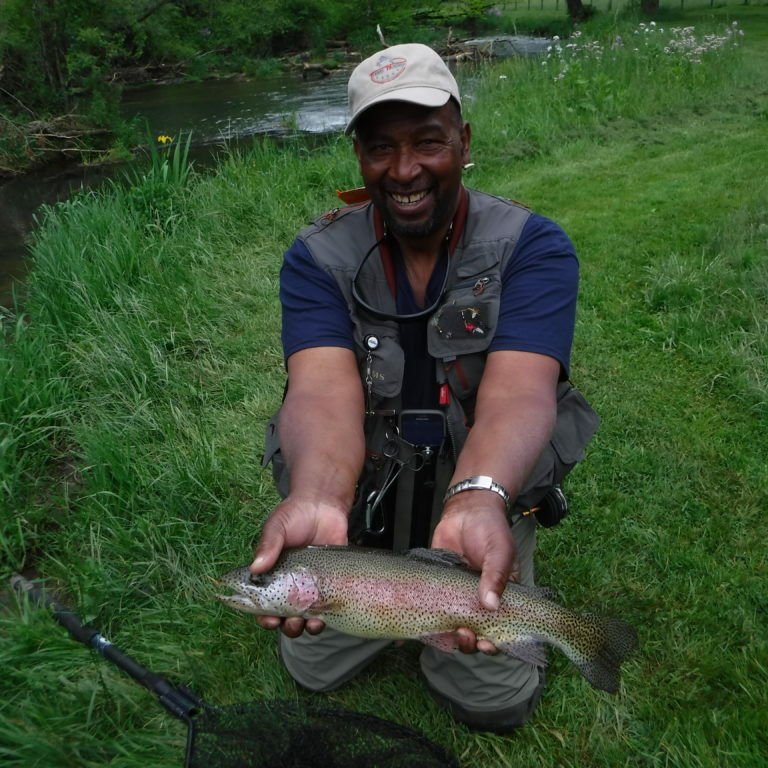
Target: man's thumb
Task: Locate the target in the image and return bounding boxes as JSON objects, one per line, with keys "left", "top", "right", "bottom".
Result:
{"left": 249, "top": 519, "right": 285, "bottom": 574}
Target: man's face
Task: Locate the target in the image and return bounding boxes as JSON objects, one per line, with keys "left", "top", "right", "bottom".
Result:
{"left": 353, "top": 101, "right": 471, "bottom": 243}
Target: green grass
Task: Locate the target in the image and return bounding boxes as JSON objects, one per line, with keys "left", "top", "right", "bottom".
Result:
{"left": 2, "top": 8, "right": 767, "bottom": 768}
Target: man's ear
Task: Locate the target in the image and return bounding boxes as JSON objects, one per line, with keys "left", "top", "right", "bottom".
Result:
{"left": 461, "top": 122, "right": 472, "bottom": 165}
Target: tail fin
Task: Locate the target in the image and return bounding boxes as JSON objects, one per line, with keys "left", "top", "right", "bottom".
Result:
{"left": 573, "top": 615, "right": 639, "bottom": 694}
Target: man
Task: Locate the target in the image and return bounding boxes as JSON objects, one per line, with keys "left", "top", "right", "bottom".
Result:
{"left": 252, "top": 43, "right": 598, "bottom": 732}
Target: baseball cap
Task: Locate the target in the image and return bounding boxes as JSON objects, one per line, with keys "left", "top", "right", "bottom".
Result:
{"left": 345, "top": 43, "right": 461, "bottom": 135}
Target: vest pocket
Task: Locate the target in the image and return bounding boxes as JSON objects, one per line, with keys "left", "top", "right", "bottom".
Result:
{"left": 513, "top": 383, "right": 600, "bottom": 512}
{"left": 427, "top": 278, "right": 500, "bottom": 359}
{"left": 262, "top": 409, "right": 291, "bottom": 498}
{"left": 550, "top": 384, "right": 601, "bottom": 466}
{"left": 356, "top": 331, "right": 405, "bottom": 400}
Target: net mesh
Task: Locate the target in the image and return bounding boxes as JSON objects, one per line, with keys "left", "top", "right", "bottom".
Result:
{"left": 187, "top": 700, "right": 460, "bottom": 768}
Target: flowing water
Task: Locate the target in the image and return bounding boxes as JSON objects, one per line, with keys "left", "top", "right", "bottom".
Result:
{"left": 121, "top": 69, "right": 350, "bottom": 142}
{"left": 0, "top": 68, "right": 350, "bottom": 307}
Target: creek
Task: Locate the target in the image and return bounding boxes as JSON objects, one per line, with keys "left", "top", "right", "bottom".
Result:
{"left": 0, "top": 68, "right": 350, "bottom": 307}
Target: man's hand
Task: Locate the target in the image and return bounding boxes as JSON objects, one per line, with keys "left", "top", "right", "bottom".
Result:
{"left": 249, "top": 496, "right": 348, "bottom": 637}
{"left": 250, "top": 346, "right": 364, "bottom": 639}
{"left": 430, "top": 350, "right": 559, "bottom": 655}
{"left": 431, "top": 490, "right": 518, "bottom": 655}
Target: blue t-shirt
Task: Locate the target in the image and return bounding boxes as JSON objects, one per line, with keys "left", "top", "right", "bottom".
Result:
{"left": 280, "top": 212, "right": 578, "bottom": 405}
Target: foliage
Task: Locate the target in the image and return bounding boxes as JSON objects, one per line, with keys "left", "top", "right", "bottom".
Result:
{"left": 0, "top": 0, "right": 124, "bottom": 116}
{"left": 1, "top": 0, "right": 759, "bottom": 141}
{"left": 0, "top": 0, "right": 439, "bottom": 123}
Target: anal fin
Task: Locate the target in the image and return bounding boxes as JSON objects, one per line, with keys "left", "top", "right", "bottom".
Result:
{"left": 495, "top": 636, "right": 549, "bottom": 667}
{"left": 419, "top": 632, "right": 460, "bottom": 653}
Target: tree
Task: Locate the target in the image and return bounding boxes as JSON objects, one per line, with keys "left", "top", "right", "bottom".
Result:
{"left": 641, "top": 0, "right": 660, "bottom": 15}
{"left": 566, "top": 0, "right": 587, "bottom": 21}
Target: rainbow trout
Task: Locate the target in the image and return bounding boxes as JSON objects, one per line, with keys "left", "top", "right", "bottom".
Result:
{"left": 216, "top": 546, "right": 638, "bottom": 694}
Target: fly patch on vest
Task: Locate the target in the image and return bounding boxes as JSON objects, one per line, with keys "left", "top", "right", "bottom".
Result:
{"left": 427, "top": 247, "right": 502, "bottom": 401}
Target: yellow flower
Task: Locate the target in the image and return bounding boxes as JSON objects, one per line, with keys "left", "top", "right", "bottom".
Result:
{"left": 157, "top": 135, "right": 173, "bottom": 144}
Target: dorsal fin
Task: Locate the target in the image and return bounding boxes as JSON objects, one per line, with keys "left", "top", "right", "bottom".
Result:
{"left": 404, "top": 548, "right": 471, "bottom": 569}
{"left": 504, "top": 582, "right": 560, "bottom": 602}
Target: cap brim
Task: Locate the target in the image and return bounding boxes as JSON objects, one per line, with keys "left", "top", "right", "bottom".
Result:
{"left": 344, "top": 87, "right": 453, "bottom": 135}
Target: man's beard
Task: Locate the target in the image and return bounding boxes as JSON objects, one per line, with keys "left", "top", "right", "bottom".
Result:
{"left": 378, "top": 188, "right": 457, "bottom": 241}
{"left": 385, "top": 213, "right": 440, "bottom": 240}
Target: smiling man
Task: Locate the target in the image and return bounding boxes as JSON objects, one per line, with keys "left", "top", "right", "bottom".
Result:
{"left": 355, "top": 99, "right": 468, "bottom": 241}
{"left": 251, "top": 43, "right": 599, "bottom": 732}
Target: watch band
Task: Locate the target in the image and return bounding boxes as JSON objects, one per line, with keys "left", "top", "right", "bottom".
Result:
{"left": 443, "top": 475, "right": 511, "bottom": 507}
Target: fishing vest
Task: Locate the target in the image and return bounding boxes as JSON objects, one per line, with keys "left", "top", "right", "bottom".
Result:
{"left": 263, "top": 188, "right": 600, "bottom": 544}
{"left": 300, "top": 188, "right": 530, "bottom": 443}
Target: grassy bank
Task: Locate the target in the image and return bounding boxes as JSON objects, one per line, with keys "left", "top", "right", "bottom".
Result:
{"left": 2, "top": 8, "right": 767, "bottom": 768}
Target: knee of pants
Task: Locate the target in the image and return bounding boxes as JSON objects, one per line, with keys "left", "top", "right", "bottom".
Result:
{"left": 278, "top": 630, "right": 392, "bottom": 692}
{"left": 427, "top": 666, "right": 546, "bottom": 733}
{"left": 420, "top": 644, "right": 540, "bottom": 712}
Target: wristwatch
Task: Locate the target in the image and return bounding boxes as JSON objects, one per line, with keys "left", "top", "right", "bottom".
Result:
{"left": 443, "top": 475, "right": 511, "bottom": 507}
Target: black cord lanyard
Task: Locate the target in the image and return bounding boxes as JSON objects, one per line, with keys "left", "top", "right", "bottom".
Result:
{"left": 350, "top": 230, "right": 452, "bottom": 321}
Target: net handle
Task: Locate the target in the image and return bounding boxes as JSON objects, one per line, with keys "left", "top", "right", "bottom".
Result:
{"left": 10, "top": 574, "right": 202, "bottom": 719}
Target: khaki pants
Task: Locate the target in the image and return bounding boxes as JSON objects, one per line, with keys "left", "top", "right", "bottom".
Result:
{"left": 278, "top": 514, "right": 541, "bottom": 726}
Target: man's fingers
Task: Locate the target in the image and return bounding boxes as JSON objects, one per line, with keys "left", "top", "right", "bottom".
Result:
{"left": 478, "top": 537, "right": 520, "bottom": 609}
{"left": 456, "top": 627, "right": 500, "bottom": 655}
{"left": 455, "top": 627, "right": 476, "bottom": 654}
{"left": 476, "top": 639, "right": 499, "bottom": 655}
{"left": 479, "top": 561, "right": 508, "bottom": 611}
{"left": 256, "top": 616, "right": 282, "bottom": 631}
{"left": 256, "top": 615, "right": 324, "bottom": 636}
{"left": 281, "top": 616, "right": 307, "bottom": 638}
{"left": 304, "top": 619, "right": 326, "bottom": 635}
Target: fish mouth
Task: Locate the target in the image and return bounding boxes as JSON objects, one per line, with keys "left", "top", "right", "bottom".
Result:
{"left": 215, "top": 592, "right": 265, "bottom": 615}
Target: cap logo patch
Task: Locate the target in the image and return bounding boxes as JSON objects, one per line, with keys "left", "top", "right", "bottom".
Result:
{"left": 370, "top": 55, "right": 407, "bottom": 84}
